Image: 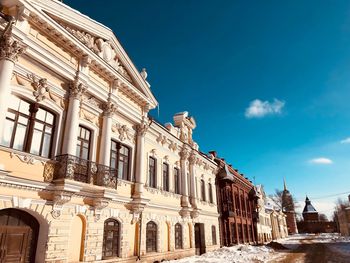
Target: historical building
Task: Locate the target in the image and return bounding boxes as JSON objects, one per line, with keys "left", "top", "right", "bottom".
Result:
{"left": 281, "top": 179, "right": 298, "bottom": 234}
{"left": 336, "top": 195, "right": 350, "bottom": 236}
{"left": 297, "top": 196, "right": 336, "bottom": 233}
{"left": 256, "top": 185, "right": 288, "bottom": 243}
{"left": 0, "top": 1, "right": 220, "bottom": 262}
{"left": 214, "top": 153, "right": 258, "bottom": 246}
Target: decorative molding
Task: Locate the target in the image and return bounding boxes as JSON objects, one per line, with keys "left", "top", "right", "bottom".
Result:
{"left": 136, "top": 117, "right": 150, "bottom": 136}
{"left": 168, "top": 141, "right": 178, "bottom": 152}
{"left": 59, "top": 22, "right": 132, "bottom": 81}
{"left": 69, "top": 74, "right": 87, "bottom": 100}
{"left": 51, "top": 191, "right": 73, "bottom": 219}
{"left": 27, "top": 73, "right": 50, "bottom": 101}
{"left": 79, "top": 108, "right": 99, "bottom": 127}
{"left": 156, "top": 134, "right": 167, "bottom": 146}
{"left": 180, "top": 146, "right": 190, "bottom": 161}
{"left": 9, "top": 151, "right": 46, "bottom": 165}
{"left": 0, "top": 21, "right": 25, "bottom": 62}
{"left": 102, "top": 97, "right": 117, "bottom": 117}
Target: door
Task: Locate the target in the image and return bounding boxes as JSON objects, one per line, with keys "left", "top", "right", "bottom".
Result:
{"left": 0, "top": 209, "right": 39, "bottom": 263}
{"left": 194, "top": 223, "right": 206, "bottom": 255}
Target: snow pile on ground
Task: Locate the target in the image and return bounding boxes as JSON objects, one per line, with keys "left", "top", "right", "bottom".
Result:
{"left": 278, "top": 234, "right": 305, "bottom": 250}
{"left": 166, "top": 245, "right": 279, "bottom": 263}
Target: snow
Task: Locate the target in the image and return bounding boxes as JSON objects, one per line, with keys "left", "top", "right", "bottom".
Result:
{"left": 165, "top": 245, "right": 279, "bottom": 263}
{"left": 166, "top": 233, "right": 350, "bottom": 263}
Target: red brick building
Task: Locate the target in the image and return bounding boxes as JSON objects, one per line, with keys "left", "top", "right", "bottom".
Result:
{"left": 213, "top": 154, "right": 258, "bottom": 246}
{"left": 297, "top": 196, "right": 336, "bottom": 233}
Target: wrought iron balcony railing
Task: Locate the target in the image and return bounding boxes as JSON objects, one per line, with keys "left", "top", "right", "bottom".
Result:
{"left": 47, "top": 154, "right": 118, "bottom": 189}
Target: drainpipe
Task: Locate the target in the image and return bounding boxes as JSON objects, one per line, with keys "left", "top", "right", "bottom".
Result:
{"left": 137, "top": 212, "right": 143, "bottom": 261}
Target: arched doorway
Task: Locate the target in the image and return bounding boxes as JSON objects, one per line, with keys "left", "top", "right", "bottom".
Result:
{"left": 0, "top": 208, "right": 39, "bottom": 263}
{"left": 67, "top": 215, "right": 85, "bottom": 262}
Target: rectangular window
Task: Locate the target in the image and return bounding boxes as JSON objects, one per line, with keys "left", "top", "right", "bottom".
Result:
{"left": 174, "top": 168, "right": 180, "bottom": 194}
{"left": 201, "top": 179, "right": 206, "bottom": 201}
{"left": 162, "top": 163, "right": 169, "bottom": 191}
{"left": 1, "top": 95, "right": 55, "bottom": 158}
{"left": 148, "top": 157, "right": 156, "bottom": 188}
{"left": 76, "top": 126, "right": 91, "bottom": 160}
{"left": 110, "top": 141, "right": 131, "bottom": 181}
{"left": 208, "top": 183, "right": 213, "bottom": 203}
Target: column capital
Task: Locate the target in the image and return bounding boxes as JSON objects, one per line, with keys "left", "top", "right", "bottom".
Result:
{"left": 136, "top": 117, "right": 150, "bottom": 136}
{"left": 180, "top": 146, "right": 190, "bottom": 161}
{"left": 69, "top": 75, "right": 87, "bottom": 99}
{"left": 188, "top": 151, "right": 197, "bottom": 165}
{"left": 0, "top": 22, "right": 25, "bottom": 63}
{"left": 102, "top": 97, "right": 117, "bottom": 117}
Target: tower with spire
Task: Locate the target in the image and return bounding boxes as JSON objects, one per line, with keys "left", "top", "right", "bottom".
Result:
{"left": 302, "top": 196, "right": 318, "bottom": 222}
{"left": 281, "top": 178, "right": 298, "bottom": 234}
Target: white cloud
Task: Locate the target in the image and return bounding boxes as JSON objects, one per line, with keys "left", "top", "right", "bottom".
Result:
{"left": 245, "top": 99, "right": 285, "bottom": 118}
{"left": 309, "top": 157, "right": 333, "bottom": 165}
{"left": 340, "top": 137, "right": 350, "bottom": 144}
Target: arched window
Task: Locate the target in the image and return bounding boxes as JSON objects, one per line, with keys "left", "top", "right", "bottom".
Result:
{"left": 175, "top": 223, "right": 183, "bottom": 249}
{"left": 174, "top": 167, "right": 181, "bottom": 194}
{"left": 162, "top": 162, "right": 169, "bottom": 191}
{"left": 212, "top": 225, "right": 217, "bottom": 245}
{"left": 146, "top": 221, "right": 157, "bottom": 252}
{"left": 103, "top": 218, "right": 120, "bottom": 258}
{"left": 1, "top": 95, "right": 55, "bottom": 158}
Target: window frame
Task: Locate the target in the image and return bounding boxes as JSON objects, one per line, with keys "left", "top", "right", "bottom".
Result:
{"left": 174, "top": 167, "right": 181, "bottom": 194}
{"left": 174, "top": 223, "right": 183, "bottom": 249}
{"left": 162, "top": 162, "right": 169, "bottom": 191}
{"left": 148, "top": 157, "right": 157, "bottom": 188}
{"left": 102, "top": 218, "right": 120, "bottom": 258}
{"left": 146, "top": 221, "right": 157, "bottom": 253}
{"left": 211, "top": 225, "right": 217, "bottom": 245}
{"left": 208, "top": 182, "right": 213, "bottom": 203}
{"left": 2, "top": 96, "right": 56, "bottom": 158}
{"left": 76, "top": 125, "right": 91, "bottom": 160}
{"left": 201, "top": 179, "right": 206, "bottom": 201}
{"left": 110, "top": 140, "right": 131, "bottom": 181}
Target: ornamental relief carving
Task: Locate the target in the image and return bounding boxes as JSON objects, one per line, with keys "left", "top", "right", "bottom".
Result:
{"left": 156, "top": 134, "right": 167, "bottom": 145}
{"left": 9, "top": 151, "right": 46, "bottom": 165}
{"left": 102, "top": 98, "right": 117, "bottom": 116}
{"left": 111, "top": 123, "right": 132, "bottom": 142}
{"left": 60, "top": 23, "right": 132, "bottom": 81}
{"left": 0, "top": 21, "right": 25, "bottom": 62}
{"left": 79, "top": 108, "right": 99, "bottom": 127}
{"left": 27, "top": 74, "right": 50, "bottom": 102}
{"left": 69, "top": 75, "right": 87, "bottom": 99}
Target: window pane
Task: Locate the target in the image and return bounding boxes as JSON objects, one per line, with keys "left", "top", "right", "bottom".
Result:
{"left": 30, "top": 129, "right": 43, "bottom": 155}
{"left": 9, "top": 95, "right": 20, "bottom": 111}
{"left": 6, "top": 111, "right": 16, "bottom": 120}
{"left": 18, "top": 100, "right": 30, "bottom": 114}
{"left": 46, "top": 112, "right": 54, "bottom": 124}
{"left": 1, "top": 119, "right": 15, "bottom": 147}
{"left": 82, "top": 147, "right": 89, "bottom": 160}
{"left": 34, "top": 122, "right": 44, "bottom": 130}
{"left": 13, "top": 123, "right": 27, "bottom": 150}
{"left": 18, "top": 116, "right": 28, "bottom": 125}
{"left": 41, "top": 133, "right": 52, "bottom": 158}
{"left": 36, "top": 108, "right": 46, "bottom": 121}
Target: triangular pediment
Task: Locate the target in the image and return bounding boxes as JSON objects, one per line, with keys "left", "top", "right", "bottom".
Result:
{"left": 27, "top": 0, "right": 157, "bottom": 108}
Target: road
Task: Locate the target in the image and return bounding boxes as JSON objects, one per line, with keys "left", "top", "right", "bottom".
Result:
{"left": 274, "top": 235, "right": 350, "bottom": 263}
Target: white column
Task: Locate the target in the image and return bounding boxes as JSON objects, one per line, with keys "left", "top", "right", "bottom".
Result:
{"left": 0, "top": 26, "right": 24, "bottom": 142}
{"left": 133, "top": 117, "right": 149, "bottom": 198}
{"left": 188, "top": 151, "right": 197, "bottom": 208}
{"left": 179, "top": 146, "right": 190, "bottom": 207}
{"left": 99, "top": 98, "right": 116, "bottom": 165}
{"left": 62, "top": 77, "right": 87, "bottom": 156}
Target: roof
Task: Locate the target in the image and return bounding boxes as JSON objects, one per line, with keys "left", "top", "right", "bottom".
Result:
{"left": 302, "top": 196, "right": 317, "bottom": 213}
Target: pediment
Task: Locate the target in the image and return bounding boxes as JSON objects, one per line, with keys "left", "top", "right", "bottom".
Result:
{"left": 25, "top": 0, "right": 157, "bottom": 108}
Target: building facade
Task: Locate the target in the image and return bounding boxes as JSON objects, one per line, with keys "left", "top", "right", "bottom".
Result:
{"left": 214, "top": 154, "right": 258, "bottom": 246}
{"left": 281, "top": 180, "right": 298, "bottom": 234}
{"left": 337, "top": 196, "right": 350, "bottom": 236}
{"left": 0, "top": 1, "right": 220, "bottom": 262}
{"left": 297, "top": 196, "right": 336, "bottom": 233}
{"left": 255, "top": 185, "right": 273, "bottom": 243}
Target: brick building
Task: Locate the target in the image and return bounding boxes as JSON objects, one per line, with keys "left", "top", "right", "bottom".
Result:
{"left": 214, "top": 153, "right": 258, "bottom": 246}
{"left": 297, "top": 196, "right": 336, "bottom": 233}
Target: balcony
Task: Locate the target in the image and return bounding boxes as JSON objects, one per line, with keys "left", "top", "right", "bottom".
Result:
{"left": 44, "top": 154, "right": 118, "bottom": 189}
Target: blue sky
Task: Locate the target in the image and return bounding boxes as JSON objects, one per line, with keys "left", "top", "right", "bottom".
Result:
{"left": 64, "top": 0, "right": 350, "bottom": 217}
